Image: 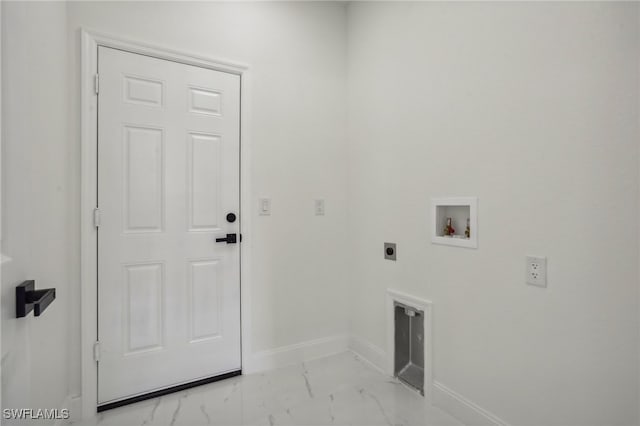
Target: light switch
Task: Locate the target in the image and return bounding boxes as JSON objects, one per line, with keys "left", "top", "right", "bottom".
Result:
{"left": 259, "top": 198, "right": 271, "bottom": 216}
{"left": 314, "top": 199, "right": 325, "bottom": 216}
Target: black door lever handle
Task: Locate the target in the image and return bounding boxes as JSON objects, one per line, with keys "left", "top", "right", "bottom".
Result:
{"left": 216, "top": 233, "right": 237, "bottom": 244}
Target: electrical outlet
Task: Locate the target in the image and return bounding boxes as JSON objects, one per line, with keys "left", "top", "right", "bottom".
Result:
{"left": 314, "top": 199, "right": 325, "bottom": 216}
{"left": 526, "top": 256, "right": 547, "bottom": 287}
{"left": 384, "top": 242, "right": 396, "bottom": 261}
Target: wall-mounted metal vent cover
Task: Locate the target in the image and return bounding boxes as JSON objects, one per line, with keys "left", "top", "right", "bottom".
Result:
{"left": 394, "top": 302, "right": 424, "bottom": 394}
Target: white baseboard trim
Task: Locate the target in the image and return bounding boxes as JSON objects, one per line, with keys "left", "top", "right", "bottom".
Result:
{"left": 348, "top": 335, "right": 386, "bottom": 374}
{"left": 347, "top": 335, "right": 510, "bottom": 426}
{"left": 433, "top": 381, "right": 510, "bottom": 426}
{"left": 53, "top": 394, "right": 74, "bottom": 426}
{"left": 244, "top": 334, "right": 349, "bottom": 374}
{"left": 61, "top": 333, "right": 509, "bottom": 426}
{"left": 68, "top": 396, "right": 82, "bottom": 424}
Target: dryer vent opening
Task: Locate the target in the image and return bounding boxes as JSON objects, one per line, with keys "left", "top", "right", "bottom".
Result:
{"left": 394, "top": 302, "right": 424, "bottom": 394}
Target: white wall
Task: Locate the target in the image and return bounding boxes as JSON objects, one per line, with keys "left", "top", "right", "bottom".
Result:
{"left": 1, "top": 0, "right": 71, "bottom": 420}
{"left": 1, "top": 0, "right": 349, "bottom": 418}
{"left": 346, "top": 2, "right": 640, "bottom": 426}
{"left": 3, "top": 2, "right": 639, "bottom": 425}
{"left": 65, "top": 0, "right": 350, "bottom": 401}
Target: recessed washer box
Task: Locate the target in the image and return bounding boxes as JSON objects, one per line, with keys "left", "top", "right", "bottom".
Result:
{"left": 431, "top": 197, "right": 478, "bottom": 249}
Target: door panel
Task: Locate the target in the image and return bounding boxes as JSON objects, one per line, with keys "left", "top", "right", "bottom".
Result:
{"left": 123, "top": 125, "right": 164, "bottom": 232}
{"left": 97, "top": 46, "right": 241, "bottom": 404}
{"left": 188, "top": 132, "right": 222, "bottom": 230}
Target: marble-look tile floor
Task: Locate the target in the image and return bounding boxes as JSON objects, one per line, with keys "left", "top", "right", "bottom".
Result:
{"left": 76, "top": 352, "right": 462, "bottom": 426}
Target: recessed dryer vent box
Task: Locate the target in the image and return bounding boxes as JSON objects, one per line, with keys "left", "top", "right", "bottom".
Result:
{"left": 431, "top": 197, "right": 478, "bottom": 248}
{"left": 394, "top": 302, "right": 424, "bottom": 395}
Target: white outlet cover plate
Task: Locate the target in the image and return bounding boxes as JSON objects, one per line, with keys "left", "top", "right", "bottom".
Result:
{"left": 314, "top": 199, "right": 325, "bottom": 216}
{"left": 526, "top": 255, "right": 547, "bottom": 287}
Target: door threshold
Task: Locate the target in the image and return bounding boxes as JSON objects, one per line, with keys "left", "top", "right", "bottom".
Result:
{"left": 97, "top": 370, "right": 242, "bottom": 412}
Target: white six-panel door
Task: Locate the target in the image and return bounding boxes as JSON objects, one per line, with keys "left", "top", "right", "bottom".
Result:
{"left": 97, "top": 46, "right": 241, "bottom": 404}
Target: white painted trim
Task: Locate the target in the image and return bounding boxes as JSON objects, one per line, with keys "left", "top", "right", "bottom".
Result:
{"left": 82, "top": 30, "right": 247, "bottom": 75}
{"left": 433, "top": 381, "right": 510, "bottom": 426}
{"left": 431, "top": 196, "right": 478, "bottom": 249}
{"left": 245, "top": 334, "right": 349, "bottom": 374}
{"left": 53, "top": 394, "right": 72, "bottom": 426}
{"left": 238, "top": 57, "right": 254, "bottom": 379}
{"left": 79, "top": 29, "right": 252, "bottom": 420}
{"left": 0, "top": 1, "right": 4, "bottom": 411}
{"left": 68, "top": 396, "right": 82, "bottom": 424}
{"left": 353, "top": 326, "right": 508, "bottom": 426}
{"left": 348, "top": 335, "right": 386, "bottom": 374}
{"left": 386, "top": 288, "right": 433, "bottom": 402}
{"left": 80, "top": 29, "right": 99, "bottom": 420}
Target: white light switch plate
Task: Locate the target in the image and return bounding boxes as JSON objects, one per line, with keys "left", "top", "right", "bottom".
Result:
{"left": 259, "top": 198, "right": 271, "bottom": 216}
{"left": 526, "top": 256, "right": 547, "bottom": 287}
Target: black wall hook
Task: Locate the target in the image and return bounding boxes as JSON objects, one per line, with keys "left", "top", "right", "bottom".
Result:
{"left": 16, "top": 280, "right": 56, "bottom": 318}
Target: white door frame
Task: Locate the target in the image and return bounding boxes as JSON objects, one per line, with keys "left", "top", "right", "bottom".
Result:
{"left": 79, "top": 29, "right": 253, "bottom": 419}
{"left": 0, "top": 2, "right": 3, "bottom": 411}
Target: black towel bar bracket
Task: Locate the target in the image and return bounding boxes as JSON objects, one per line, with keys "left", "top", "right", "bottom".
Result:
{"left": 16, "top": 280, "right": 56, "bottom": 318}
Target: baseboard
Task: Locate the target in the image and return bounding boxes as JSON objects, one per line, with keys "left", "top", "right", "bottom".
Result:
{"left": 66, "top": 332, "right": 510, "bottom": 426}
{"left": 68, "top": 396, "right": 82, "bottom": 423}
{"left": 244, "top": 334, "right": 349, "bottom": 374}
{"left": 53, "top": 394, "right": 73, "bottom": 426}
{"left": 348, "top": 335, "right": 386, "bottom": 374}
{"left": 348, "top": 335, "right": 510, "bottom": 426}
{"left": 433, "top": 381, "right": 510, "bottom": 426}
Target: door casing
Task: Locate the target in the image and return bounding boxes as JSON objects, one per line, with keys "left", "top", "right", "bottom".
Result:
{"left": 79, "top": 29, "right": 253, "bottom": 420}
